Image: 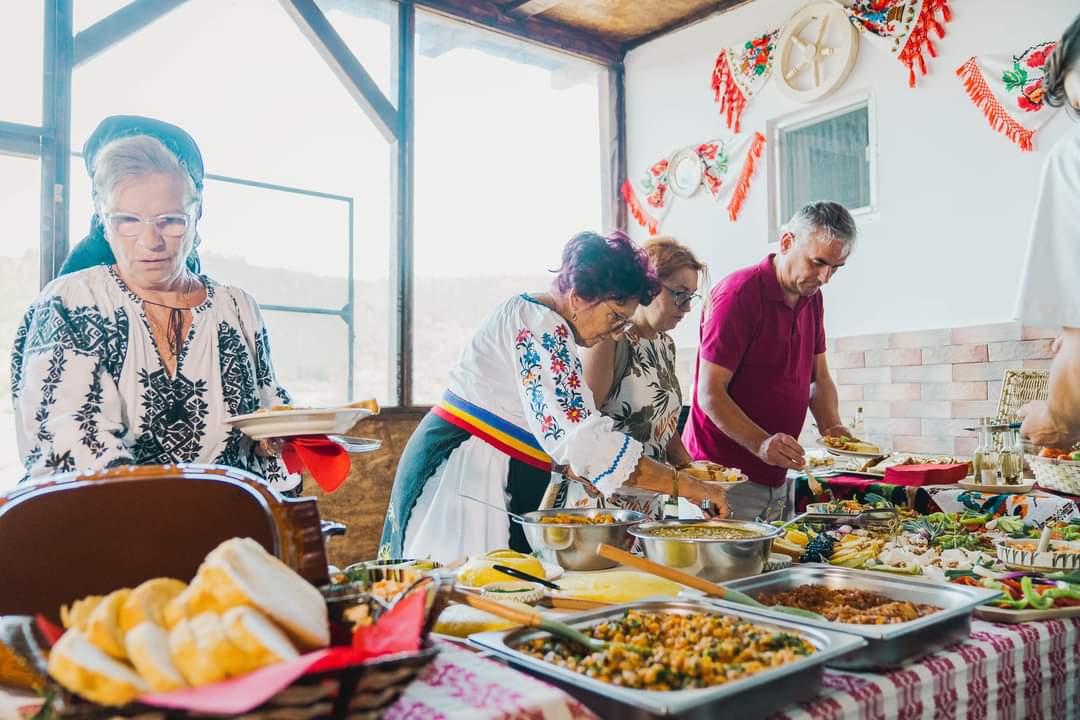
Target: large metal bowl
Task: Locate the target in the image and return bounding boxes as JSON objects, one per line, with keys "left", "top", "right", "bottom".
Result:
{"left": 629, "top": 519, "right": 780, "bottom": 582}
{"left": 519, "top": 507, "right": 645, "bottom": 571}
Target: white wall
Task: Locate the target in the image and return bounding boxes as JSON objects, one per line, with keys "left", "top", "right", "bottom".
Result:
{"left": 625, "top": 0, "right": 1078, "bottom": 349}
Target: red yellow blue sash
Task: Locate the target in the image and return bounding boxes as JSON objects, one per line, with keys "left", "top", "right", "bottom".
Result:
{"left": 432, "top": 390, "right": 553, "bottom": 471}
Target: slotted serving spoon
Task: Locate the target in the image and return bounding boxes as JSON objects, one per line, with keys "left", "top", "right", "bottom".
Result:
{"left": 596, "top": 543, "right": 824, "bottom": 621}
{"left": 449, "top": 590, "right": 648, "bottom": 653}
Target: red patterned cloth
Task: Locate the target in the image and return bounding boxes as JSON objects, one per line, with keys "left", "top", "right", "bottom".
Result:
{"left": 385, "top": 640, "right": 598, "bottom": 719}
{"left": 773, "top": 617, "right": 1080, "bottom": 720}
{"left": 846, "top": 0, "right": 953, "bottom": 88}
{"left": 711, "top": 29, "right": 780, "bottom": 133}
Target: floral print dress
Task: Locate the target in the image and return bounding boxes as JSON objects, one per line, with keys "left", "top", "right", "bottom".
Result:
{"left": 599, "top": 333, "right": 683, "bottom": 519}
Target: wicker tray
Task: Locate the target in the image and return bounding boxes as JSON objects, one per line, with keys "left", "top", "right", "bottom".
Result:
{"left": 1027, "top": 453, "right": 1080, "bottom": 496}
{"left": 45, "top": 643, "right": 441, "bottom": 719}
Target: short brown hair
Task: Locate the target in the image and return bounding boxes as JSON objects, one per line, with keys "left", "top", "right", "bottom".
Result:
{"left": 643, "top": 236, "right": 706, "bottom": 280}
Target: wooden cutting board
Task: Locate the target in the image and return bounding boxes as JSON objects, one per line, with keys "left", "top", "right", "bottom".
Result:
{"left": 975, "top": 604, "right": 1080, "bottom": 623}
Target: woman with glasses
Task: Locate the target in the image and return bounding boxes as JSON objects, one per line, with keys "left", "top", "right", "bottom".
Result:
{"left": 11, "top": 116, "right": 296, "bottom": 492}
{"left": 579, "top": 237, "right": 707, "bottom": 519}
{"left": 381, "top": 230, "right": 729, "bottom": 562}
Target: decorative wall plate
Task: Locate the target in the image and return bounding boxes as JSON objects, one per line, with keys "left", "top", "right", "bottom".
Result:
{"left": 667, "top": 147, "right": 704, "bottom": 198}
{"left": 776, "top": 1, "right": 860, "bottom": 103}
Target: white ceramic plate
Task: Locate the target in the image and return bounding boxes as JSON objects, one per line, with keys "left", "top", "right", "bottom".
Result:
{"left": 667, "top": 147, "right": 704, "bottom": 198}
{"left": 822, "top": 446, "right": 888, "bottom": 459}
{"left": 225, "top": 407, "right": 372, "bottom": 440}
{"left": 957, "top": 478, "right": 1036, "bottom": 495}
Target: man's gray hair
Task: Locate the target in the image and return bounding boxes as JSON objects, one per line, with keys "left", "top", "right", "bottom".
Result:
{"left": 92, "top": 134, "right": 200, "bottom": 212}
{"left": 781, "top": 201, "right": 857, "bottom": 253}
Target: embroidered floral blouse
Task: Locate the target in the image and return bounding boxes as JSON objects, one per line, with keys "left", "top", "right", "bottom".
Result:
{"left": 10, "top": 265, "right": 298, "bottom": 493}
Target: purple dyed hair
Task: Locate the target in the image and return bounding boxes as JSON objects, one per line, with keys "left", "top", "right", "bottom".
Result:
{"left": 553, "top": 230, "right": 661, "bottom": 306}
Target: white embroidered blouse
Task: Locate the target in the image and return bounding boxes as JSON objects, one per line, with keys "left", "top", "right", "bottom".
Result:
{"left": 401, "top": 294, "right": 644, "bottom": 562}
{"left": 11, "top": 265, "right": 298, "bottom": 493}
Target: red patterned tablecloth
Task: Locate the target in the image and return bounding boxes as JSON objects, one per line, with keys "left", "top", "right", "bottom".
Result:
{"left": 774, "top": 618, "right": 1080, "bottom": 720}
{"left": 386, "top": 640, "right": 598, "bottom": 719}
{"left": 388, "top": 619, "right": 1078, "bottom": 720}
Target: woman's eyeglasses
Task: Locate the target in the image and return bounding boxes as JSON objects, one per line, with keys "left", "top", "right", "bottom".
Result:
{"left": 666, "top": 286, "right": 701, "bottom": 309}
{"left": 104, "top": 212, "right": 191, "bottom": 239}
{"left": 603, "top": 303, "right": 635, "bottom": 334}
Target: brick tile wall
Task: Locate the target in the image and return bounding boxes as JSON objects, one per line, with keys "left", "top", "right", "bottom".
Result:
{"left": 675, "top": 321, "right": 1057, "bottom": 457}
{"left": 807, "top": 322, "right": 1056, "bottom": 455}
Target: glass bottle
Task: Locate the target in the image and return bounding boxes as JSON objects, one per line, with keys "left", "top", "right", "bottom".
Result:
{"left": 972, "top": 418, "right": 999, "bottom": 485}
{"left": 851, "top": 406, "right": 865, "bottom": 437}
{"left": 999, "top": 426, "right": 1023, "bottom": 485}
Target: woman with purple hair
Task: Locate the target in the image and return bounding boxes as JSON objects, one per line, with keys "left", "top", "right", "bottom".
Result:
{"left": 381, "top": 231, "right": 730, "bottom": 562}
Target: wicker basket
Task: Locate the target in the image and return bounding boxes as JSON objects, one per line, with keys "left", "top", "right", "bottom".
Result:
{"left": 1027, "top": 453, "right": 1080, "bottom": 496}
{"left": 996, "top": 369, "right": 1050, "bottom": 421}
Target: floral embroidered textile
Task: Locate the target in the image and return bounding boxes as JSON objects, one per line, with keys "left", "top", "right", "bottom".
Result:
{"left": 956, "top": 41, "right": 1060, "bottom": 152}
{"left": 623, "top": 132, "right": 766, "bottom": 234}
{"left": 846, "top": 0, "right": 952, "bottom": 88}
{"left": 710, "top": 29, "right": 780, "bottom": 133}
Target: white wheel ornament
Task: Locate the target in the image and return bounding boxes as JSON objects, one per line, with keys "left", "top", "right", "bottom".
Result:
{"left": 776, "top": 1, "right": 860, "bottom": 103}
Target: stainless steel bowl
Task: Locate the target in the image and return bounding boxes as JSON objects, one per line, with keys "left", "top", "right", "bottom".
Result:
{"left": 519, "top": 507, "right": 645, "bottom": 571}
{"left": 629, "top": 519, "right": 780, "bottom": 582}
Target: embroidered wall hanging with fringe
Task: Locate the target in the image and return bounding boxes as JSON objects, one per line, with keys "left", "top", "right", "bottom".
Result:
{"left": 956, "top": 41, "right": 1059, "bottom": 152}
{"left": 622, "top": 132, "right": 766, "bottom": 235}
{"left": 846, "top": 0, "right": 953, "bottom": 88}
{"left": 711, "top": 30, "right": 781, "bottom": 133}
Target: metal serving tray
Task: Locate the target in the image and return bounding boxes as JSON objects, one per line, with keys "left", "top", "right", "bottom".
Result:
{"left": 710, "top": 565, "right": 1001, "bottom": 670}
{"left": 469, "top": 598, "right": 865, "bottom": 720}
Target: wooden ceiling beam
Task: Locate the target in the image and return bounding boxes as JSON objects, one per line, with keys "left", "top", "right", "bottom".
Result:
{"left": 622, "top": 0, "right": 753, "bottom": 52}
{"left": 414, "top": 0, "right": 624, "bottom": 66}
{"left": 503, "top": 0, "right": 565, "bottom": 18}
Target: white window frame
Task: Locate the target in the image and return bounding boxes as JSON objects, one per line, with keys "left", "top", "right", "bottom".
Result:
{"left": 767, "top": 90, "right": 879, "bottom": 242}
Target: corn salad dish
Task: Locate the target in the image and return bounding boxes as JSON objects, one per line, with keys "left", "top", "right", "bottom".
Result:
{"left": 521, "top": 610, "right": 815, "bottom": 691}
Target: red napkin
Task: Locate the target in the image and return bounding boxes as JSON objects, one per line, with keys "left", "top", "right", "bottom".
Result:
{"left": 884, "top": 463, "right": 969, "bottom": 487}
{"left": 35, "top": 614, "right": 64, "bottom": 646}
{"left": 141, "top": 590, "right": 428, "bottom": 715}
{"left": 282, "top": 435, "right": 351, "bottom": 493}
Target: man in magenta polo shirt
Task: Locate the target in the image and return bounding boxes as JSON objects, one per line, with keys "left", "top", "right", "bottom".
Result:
{"left": 683, "top": 201, "right": 856, "bottom": 521}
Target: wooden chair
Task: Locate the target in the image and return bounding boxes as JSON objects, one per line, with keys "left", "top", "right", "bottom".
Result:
{"left": 0, "top": 464, "right": 329, "bottom": 623}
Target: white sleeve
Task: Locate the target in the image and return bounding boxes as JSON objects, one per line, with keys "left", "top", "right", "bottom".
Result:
{"left": 511, "top": 313, "right": 643, "bottom": 497}
{"left": 12, "top": 298, "right": 133, "bottom": 481}
{"left": 1013, "top": 126, "right": 1080, "bottom": 329}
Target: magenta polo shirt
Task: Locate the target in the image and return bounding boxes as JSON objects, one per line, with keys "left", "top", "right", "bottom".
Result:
{"left": 682, "top": 254, "right": 826, "bottom": 488}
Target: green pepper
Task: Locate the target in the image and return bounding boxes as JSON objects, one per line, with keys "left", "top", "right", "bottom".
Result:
{"left": 960, "top": 514, "right": 991, "bottom": 526}
{"left": 1021, "top": 577, "right": 1055, "bottom": 611}
{"left": 982, "top": 580, "right": 1029, "bottom": 609}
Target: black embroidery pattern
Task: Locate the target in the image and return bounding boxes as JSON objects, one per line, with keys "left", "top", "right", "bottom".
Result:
{"left": 21, "top": 298, "right": 129, "bottom": 382}
{"left": 213, "top": 322, "right": 259, "bottom": 471}
{"left": 252, "top": 319, "right": 290, "bottom": 404}
{"left": 132, "top": 368, "right": 209, "bottom": 465}
{"left": 10, "top": 311, "right": 31, "bottom": 399}
{"left": 73, "top": 361, "right": 108, "bottom": 458}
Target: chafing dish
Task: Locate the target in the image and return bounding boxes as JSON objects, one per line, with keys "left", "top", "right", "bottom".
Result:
{"left": 469, "top": 598, "right": 865, "bottom": 720}
{"left": 710, "top": 565, "right": 1001, "bottom": 670}
{"left": 629, "top": 519, "right": 779, "bottom": 582}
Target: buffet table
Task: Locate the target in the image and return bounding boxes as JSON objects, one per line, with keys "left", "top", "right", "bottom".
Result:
{"left": 775, "top": 616, "right": 1080, "bottom": 720}
{"left": 379, "top": 617, "right": 1079, "bottom": 720}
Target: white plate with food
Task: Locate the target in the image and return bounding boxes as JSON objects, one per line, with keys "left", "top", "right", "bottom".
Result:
{"left": 957, "top": 478, "right": 1037, "bottom": 495}
{"left": 455, "top": 549, "right": 563, "bottom": 589}
{"left": 682, "top": 460, "right": 749, "bottom": 485}
{"left": 225, "top": 406, "right": 373, "bottom": 440}
{"left": 996, "top": 537, "right": 1080, "bottom": 573}
{"left": 819, "top": 436, "right": 887, "bottom": 459}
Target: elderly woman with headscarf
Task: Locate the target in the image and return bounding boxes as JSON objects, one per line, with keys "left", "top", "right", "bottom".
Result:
{"left": 380, "top": 231, "right": 730, "bottom": 563}
{"left": 10, "top": 115, "right": 297, "bottom": 493}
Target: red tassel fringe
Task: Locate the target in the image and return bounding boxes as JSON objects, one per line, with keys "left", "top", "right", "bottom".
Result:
{"left": 621, "top": 180, "right": 661, "bottom": 235}
{"left": 711, "top": 51, "right": 748, "bottom": 133}
{"left": 727, "top": 132, "right": 765, "bottom": 222}
{"left": 955, "top": 57, "right": 1035, "bottom": 151}
{"left": 898, "top": 0, "right": 952, "bottom": 88}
